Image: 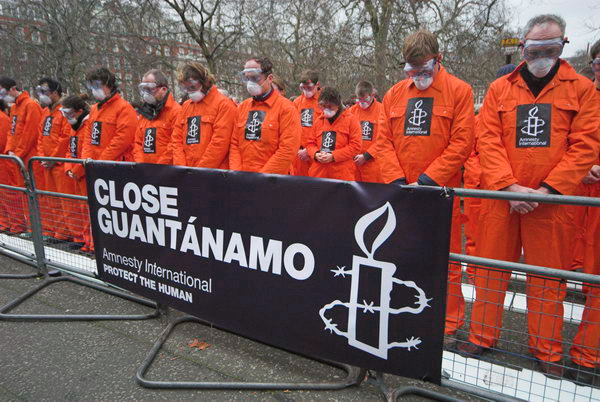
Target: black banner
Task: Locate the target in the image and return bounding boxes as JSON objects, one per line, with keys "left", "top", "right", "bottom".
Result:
{"left": 85, "top": 162, "right": 452, "bottom": 383}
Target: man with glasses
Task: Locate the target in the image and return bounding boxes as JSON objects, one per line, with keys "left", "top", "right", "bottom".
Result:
{"left": 230, "top": 57, "right": 300, "bottom": 174}
{"left": 168, "top": 62, "right": 235, "bottom": 169}
{"left": 375, "top": 30, "right": 474, "bottom": 341}
{"left": 34, "top": 78, "right": 74, "bottom": 243}
{"left": 0, "top": 76, "right": 43, "bottom": 235}
{"left": 133, "top": 69, "right": 181, "bottom": 165}
{"left": 81, "top": 68, "right": 138, "bottom": 165}
{"left": 348, "top": 81, "right": 383, "bottom": 183}
{"left": 292, "top": 70, "right": 322, "bottom": 176}
{"left": 457, "top": 15, "right": 600, "bottom": 378}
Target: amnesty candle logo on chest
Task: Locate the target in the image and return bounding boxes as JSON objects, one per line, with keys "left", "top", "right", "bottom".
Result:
{"left": 245, "top": 110, "right": 266, "bottom": 140}
{"left": 404, "top": 98, "right": 433, "bottom": 136}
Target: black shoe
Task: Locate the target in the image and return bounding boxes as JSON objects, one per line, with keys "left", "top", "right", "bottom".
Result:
{"left": 456, "top": 341, "right": 488, "bottom": 358}
{"left": 535, "top": 359, "right": 564, "bottom": 379}
{"left": 565, "top": 362, "right": 599, "bottom": 387}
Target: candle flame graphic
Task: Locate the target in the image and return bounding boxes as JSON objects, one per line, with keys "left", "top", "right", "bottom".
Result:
{"left": 354, "top": 202, "right": 396, "bottom": 259}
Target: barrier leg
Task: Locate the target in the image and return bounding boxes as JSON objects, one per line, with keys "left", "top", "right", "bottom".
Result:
{"left": 367, "top": 371, "right": 462, "bottom": 402}
{"left": 0, "top": 274, "right": 159, "bottom": 321}
{"left": 136, "top": 310, "right": 366, "bottom": 390}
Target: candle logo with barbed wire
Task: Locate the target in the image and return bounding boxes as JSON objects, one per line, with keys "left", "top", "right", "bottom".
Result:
{"left": 319, "top": 202, "right": 432, "bottom": 359}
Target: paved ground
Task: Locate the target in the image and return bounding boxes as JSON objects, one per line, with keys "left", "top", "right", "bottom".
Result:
{"left": 0, "top": 254, "right": 480, "bottom": 401}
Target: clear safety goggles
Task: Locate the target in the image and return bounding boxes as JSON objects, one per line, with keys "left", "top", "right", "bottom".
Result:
{"left": 0, "top": 88, "right": 7, "bottom": 97}
{"left": 403, "top": 58, "right": 437, "bottom": 78}
{"left": 138, "top": 82, "right": 161, "bottom": 94}
{"left": 35, "top": 85, "right": 51, "bottom": 96}
{"left": 590, "top": 58, "right": 600, "bottom": 73}
{"left": 356, "top": 95, "right": 372, "bottom": 103}
{"left": 59, "top": 107, "right": 77, "bottom": 119}
{"left": 178, "top": 79, "right": 202, "bottom": 94}
{"left": 239, "top": 68, "right": 266, "bottom": 84}
{"left": 522, "top": 38, "right": 565, "bottom": 61}
{"left": 85, "top": 80, "right": 104, "bottom": 91}
{"left": 299, "top": 83, "right": 316, "bottom": 92}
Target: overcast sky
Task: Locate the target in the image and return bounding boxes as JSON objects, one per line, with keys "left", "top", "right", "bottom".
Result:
{"left": 507, "top": 0, "right": 600, "bottom": 57}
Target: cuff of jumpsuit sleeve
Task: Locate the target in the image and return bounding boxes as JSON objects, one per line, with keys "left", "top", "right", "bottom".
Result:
{"left": 417, "top": 173, "right": 439, "bottom": 186}
{"left": 540, "top": 182, "right": 561, "bottom": 195}
{"left": 391, "top": 178, "right": 407, "bottom": 185}
{"left": 363, "top": 152, "right": 373, "bottom": 161}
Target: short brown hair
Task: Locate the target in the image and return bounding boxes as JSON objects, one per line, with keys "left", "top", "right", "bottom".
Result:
{"left": 247, "top": 57, "right": 273, "bottom": 76}
{"left": 355, "top": 81, "right": 374, "bottom": 97}
{"left": 144, "top": 69, "right": 169, "bottom": 88}
{"left": 318, "top": 87, "right": 341, "bottom": 107}
{"left": 300, "top": 69, "right": 319, "bottom": 84}
{"left": 403, "top": 30, "right": 439, "bottom": 64}
{"left": 177, "top": 62, "right": 215, "bottom": 86}
{"left": 86, "top": 67, "right": 117, "bottom": 90}
{"left": 590, "top": 39, "right": 600, "bottom": 60}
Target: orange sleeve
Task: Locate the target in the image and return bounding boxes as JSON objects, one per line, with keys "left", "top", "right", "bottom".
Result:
{"left": 259, "top": 103, "right": 301, "bottom": 175}
{"left": 543, "top": 83, "right": 600, "bottom": 195}
{"left": 423, "top": 84, "right": 474, "bottom": 186}
{"left": 332, "top": 116, "right": 362, "bottom": 162}
{"left": 374, "top": 91, "right": 406, "bottom": 183}
{"left": 478, "top": 83, "right": 518, "bottom": 191}
{"left": 228, "top": 107, "right": 242, "bottom": 171}
{"left": 167, "top": 106, "right": 186, "bottom": 166}
{"left": 98, "top": 105, "right": 137, "bottom": 161}
{"left": 306, "top": 123, "right": 319, "bottom": 160}
{"left": 198, "top": 99, "right": 235, "bottom": 168}
{"left": 0, "top": 113, "right": 9, "bottom": 153}
{"left": 50, "top": 116, "right": 72, "bottom": 158}
{"left": 11, "top": 102, "right": 42, "bottom": 159}
{"left": 158, "top": 104, "right": 180, "bottom": 165}
{"left": 133, "top": 124, "right": 144, "bottom": 162}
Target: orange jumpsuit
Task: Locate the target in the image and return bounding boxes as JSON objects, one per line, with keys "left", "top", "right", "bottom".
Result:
{"left": 348, "top": 100, "right": 384, "bottom": 183}
{"left": 0, "top": 110, "right": 10, "bottom": 231}
{"left": 36, "top": 104, "right": 73, "bottom": 239}
{"left": 169, "top": 86, "right": 234, "bottom": 169}
{"left": 463, "top": 115, "right": 482, "bottom": 283}
{"left": 71, "top": 92, "right": 138, "bottom": 179}
{"left": 469, "top": 60, "right": 600, "bottom": 362}
{"left": 306, "top": 109, "right": 362, "bottom": 181}
{"left": 5, "top": 91, "right": 43, "bottom": 233}
{"left": 230, "top": 90, "right": 301, "bottom": 175}
{"left": 133, "top": 92, "right": 181, "bottom": 165}
{"left": 375, "top": 66, "right": 475, "bottom": 335}
{"left": 570, "top": 161, "right": 600, "bottom": 368}
{"left": 64, "top": 116, "right": 93, "bottom": 251}
{"left": 292, "top": 92, "right": 321, "bottom": 176}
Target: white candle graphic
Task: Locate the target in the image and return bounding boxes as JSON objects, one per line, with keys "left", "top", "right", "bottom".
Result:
{"left": 319, "top": 202, "right": 432, "bottom": 359}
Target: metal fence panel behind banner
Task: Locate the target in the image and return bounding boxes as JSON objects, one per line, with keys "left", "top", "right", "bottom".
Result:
{"left": 85, "top": 161, "right": 454, "bottom": 383}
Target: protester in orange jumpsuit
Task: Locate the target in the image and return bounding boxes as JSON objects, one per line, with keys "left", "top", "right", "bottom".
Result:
{"left": 133, "top": 69, "right": 181, "bottom": 165}
{"left": 375, "top": 30, "right": 474, "bottom": 338}
{"left": 61, "top": 95, "right": 94, "bottom": 254}
{"left": 0, "top": 100, "right": 11, "bottom": 232}
{"left": 230, "top": 57, "right": 301, "bottom": 174}
{"left": 0, "top": 77, "right": 43, "bottom": 235}
{"left": 348, "top": 81, "right": 384, "bottom": 183}
{"left": 169, "top": 62, "right": 235, "bottom": 169}
{"left": 292, "top": 70, "right": 322, "bottom": 176}
{"left": 34, "top": 78, "right": 74, "bottom": 242}
{"left": 457, "top": 15, "right": 600, "bottom": 378}
{"left": 565, "top": 40, "right": 600, "bottom": 386}
{"left": 306, "top": 87, "right": 362, "bottom": 181}
{"left": 74, "top": 68, "right": 138, "bottom": 173}
{"left": 463, "top": 65, "right": 516, "bottom": 282}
